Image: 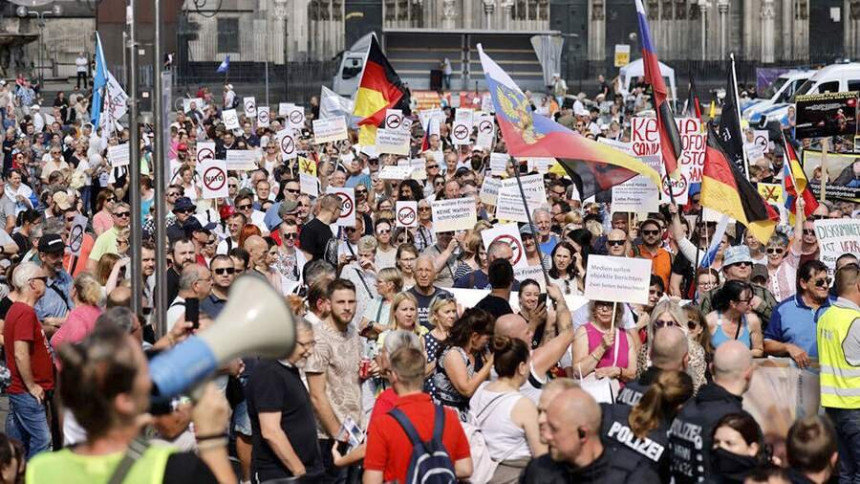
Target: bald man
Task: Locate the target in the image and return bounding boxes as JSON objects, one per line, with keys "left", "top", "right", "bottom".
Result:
{"left": 243, "top": 235, "right": 268, "bottom": 273}
{"left": 605, "top": 229, "right": 627, "bottom": 257}
{"left": 617, "top": 327, "right": 689, "bottom": 407}
{"left": 494, "top": 283, "right": 572, "bottom": 403}
{"left": 521, "top": 388, "right": 658, "bottom": 483}
{"left": 668, "top": 340, "right": 753, "bottom": 484}
{"left": 537, "top": 378, "right": 579, "bottom": 445}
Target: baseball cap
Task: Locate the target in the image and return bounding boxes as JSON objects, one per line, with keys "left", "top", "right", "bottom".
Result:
{"left": 38, "top": 234, "right": 65, "bottom": 254}
{"left": 278, "top": 200, "right": 300, "bottom": 218}
{"left": 52, "top": 191, "right": 72, "bottom": 211}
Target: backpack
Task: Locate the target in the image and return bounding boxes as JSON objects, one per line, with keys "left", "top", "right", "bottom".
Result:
{"left": 388, "top": 404, "right": 457, "bottom": 484}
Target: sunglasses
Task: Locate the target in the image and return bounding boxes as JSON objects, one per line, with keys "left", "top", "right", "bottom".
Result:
{"left": 607, "top": 240, "right": 625, "bottom": 247}
{"left": 427, "top": 164, "right": 439, "bottom": 169}
{"left": 214, "top": 267, "right": 236, "bottom": 275}
{"left": 282, "top": 233, "right": 298, "bottom": 240}
{"left": 803, "top": 229, "right": 816, "bottom": 236}
{"left": 237, "top": 204, "right": 252, "bottom": 210}
{"left": 812, "top": 277, "right": 832, "bottom": 288}
{"left": 418, "top": 207, "right": 431, "bottom": 212}
{"left": 113, "top": 211, "right": 131, "bottom": 218}
{"left": 731, "top": 261, "right": 752, "bottom": 268}
{"left": 228, "top": 184, "right": 237, "bottom": 188}
{"left": 654, "top": 319, "right": 678, "bottom": 329}
{"left": 766, "top": 248, "right": 784, "bottom": 254}
{"left": 377, "top": 229, "right": 390, "bottom": 235}
{"left": 808, "top": 215, "right": 823, "bottom": 221}
{"left": 107, "top": 196, "right": 118, "bottom": 202}
{"left": 29, "top": 276, "right": 47, "bottom": 283}
{"left": 286, "top": 188, "right": 300, "bottom": 194}
{"left": 642, "top": 229, "right": 660, "bottom": 236}
{"left": 175, "top": 208, "right": 193, "bottom": 215}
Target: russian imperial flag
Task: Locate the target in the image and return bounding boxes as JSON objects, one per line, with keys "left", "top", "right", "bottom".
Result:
{"left": 353, "top": 35, "right": 411, "bottom": 146}
{"left": 702, "top": 129, "right": 778, "bottom": 244}
{"left": 636, "top": 0, "right": 682, "bottom": 179}
{"left": 477, "top": 45, "right": 661, "bottom": 199}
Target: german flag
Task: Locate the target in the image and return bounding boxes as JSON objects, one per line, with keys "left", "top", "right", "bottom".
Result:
{"left": 702, "top": 128, "right": 778, "bottom": 244}
{"left": 353, "top": 35, "right": 411, "bottom": 146}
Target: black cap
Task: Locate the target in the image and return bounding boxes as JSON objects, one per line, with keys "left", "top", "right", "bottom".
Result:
{"left": 38, "top": 234, "right": 65, "bottom": 254}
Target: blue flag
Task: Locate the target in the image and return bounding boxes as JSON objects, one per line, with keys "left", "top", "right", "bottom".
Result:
{"left": 699, "top": 215, "right": 730, "bottom": 268}
{"left": 217, "top": 56, "right": 230, "bottom": 74}
{"left": 91, "top": 32, "right": 108, "bottom": 127}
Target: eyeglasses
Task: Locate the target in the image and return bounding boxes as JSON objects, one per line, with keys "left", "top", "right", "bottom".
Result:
{"left": 113, "top": 211, "right": 131, "bottom": 218}
{"left": 654, "top": 318, "right": 678, "bottom": 328}
{"left": 803, "top": 229, "right": 816, "bottom": 236}
{"left": 283, "top": 233, "right": 298, "bottom": 240}
{"left": 607, "top": 240, "right": 625, "bottom": 247}
{"left": 766, "top": 247, "right": 784, "bottom": 254}
{"left": 552, "top": 190, "right": 566, "bottom": 196}
{"left": 214, "top": 267, "right": 236, "bottom": 275}
{"left": 812, "top": 277, "right": 832, "bottom": 288}
{"left": 237, "top": 204, "right": 252, "bottom": 210}
{"left": 594, "top": 303, "right": 614, "bottom": 312}
{"left": 642, "top": 229, "right": 660, "bottom": 236}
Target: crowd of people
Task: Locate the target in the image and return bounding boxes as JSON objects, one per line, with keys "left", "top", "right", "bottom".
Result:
{"left": 0, "top": 67, "right": 853, "bottom": 484}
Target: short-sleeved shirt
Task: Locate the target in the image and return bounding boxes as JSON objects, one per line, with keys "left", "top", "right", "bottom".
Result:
{"left": 634, "top": 244, "right": 672, "bottom": 290}
{"left": 765, "top": 294, "right": 832, "bottom": 358}
{"left": 363, "top": 393, "right": 470, "bottom": 483}
{"left": 407, "top": 286, "right": 452, "bottom": 330}
{"left": 475, "top": 294, "right": 514, "bottom": 319}
{"left": 247, "top": 359, "right": 321, "bottom": 477}
{"left": 35, "top": 269, "right": 73, "bottom": 321}
{"left": 0, "top": 195, "right": 15, "bottom": 227}
{"left": 300, "top": 218, "right": 337, "bottom": 265}
{"left": 303, "top": 320, "right": 363, "bottom": 438}
{"left": 89, "top": 226, "right": 120, "bottom": 263}
{"left": 4, "top": 302, "right": 54, "bottom": 394}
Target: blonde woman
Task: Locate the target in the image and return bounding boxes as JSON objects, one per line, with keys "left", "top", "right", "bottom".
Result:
{"left": 49, "top": 273, "right": 104, "bottom": 352}
{"left": 424, "top": 293, "right": 457, "bottom": 381}
{"left": 378, "top": 292, "right": 428, "bottom": 349}
{"left": 635, "top": 300, "right": 707, "bottom": 393}
{"left": 359, "top": 268, "right": 403, "bottom": 340}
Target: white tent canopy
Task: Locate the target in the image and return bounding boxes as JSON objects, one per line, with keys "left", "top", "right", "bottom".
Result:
{"left": 619, "top": 59, "right": 677, "bottom": 101}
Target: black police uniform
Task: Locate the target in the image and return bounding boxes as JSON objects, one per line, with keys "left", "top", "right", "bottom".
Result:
{"left": 616, "top": 366, "right": 662, "bottom": 407}
{"left": 667, "top": 383, "right": 744, "bottom": 484}
{"left": 600, "top": 402, "right": 670, "bottom": 479}
{"left": 519, "top": 444, "right": 660, "bottom": 483}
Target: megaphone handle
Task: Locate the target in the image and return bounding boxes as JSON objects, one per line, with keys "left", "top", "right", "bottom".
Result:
{"left": 149, "top": 336, "right": 219, "bottom": 399}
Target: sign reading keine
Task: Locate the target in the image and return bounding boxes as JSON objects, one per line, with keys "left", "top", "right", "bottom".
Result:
{"left": 431, "top": 198, "right": 476, "bottom": 233}
{"left": 813, "top": 219, "right": 860, "bottom": 270}
{"left": 583, "top": 255, "right": 653, "bottom": 305}
{"left": 376, "top": 128, "right": 410, "bottom": 155}
{"left": 313, "top": 117, "right": 348, "bottom": 144}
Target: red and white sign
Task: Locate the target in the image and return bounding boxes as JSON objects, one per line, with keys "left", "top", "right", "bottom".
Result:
{"left": 452, "top": 108, "right": 474, "bottom": 146}
{"left": 244, "top": 97, "right": 257, "bottom": 118}
{"left": 475, "top": 113, "right": 495, "bottom": 150}
{"left": 276, "top": 129, "right": 297, "bottom": 160}
{"left": 286, "top": 106, "right": 306, "bottom": 130}
{"left": 395, "top": 201, "right": 418, "bottom": 228}
{"left": 196, "top": 141, "right": 216, "bottom": 164}
{"left": 257, "top": 106, "right": 270, "bottom": 128}
{"left": 326, "top": 186, "right": 355, "bottom": 227}
{"left": 385, "top": 109, "right": 404, "bottom": 130}
{"left": 481, "top": 223, "right": 528, "bottom": 269}
{"left": 201, "top": 159, "right": 229, "bottom": 199}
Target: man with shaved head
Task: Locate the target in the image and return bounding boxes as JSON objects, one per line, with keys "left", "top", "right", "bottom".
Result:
{"left": 537, "top": 378, "right": 579, "bottom": 445}
{"left": 407, "top": 255, "right": 451, "bottom": 330}
{"left": 668, "top": 340, "right": 753, "bottom": 483}
{"left": 521, "top": 388, "right": 658, "bottom": 482}
{"left": 616, "top": 326, "right": 689, "bottom": 407}
{"left": 605, "top": 228, "right": 627, "bottom": 257}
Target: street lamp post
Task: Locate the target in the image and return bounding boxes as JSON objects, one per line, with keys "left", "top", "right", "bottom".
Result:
{"left": 17, "top": 5, "right": 62, "bottom": 87}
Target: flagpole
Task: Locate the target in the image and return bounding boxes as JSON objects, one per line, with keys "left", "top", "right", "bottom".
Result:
{"left": 508, "top": 156, "right": 551, "bottom": 289}
{"left": 729, "top": 53, "right": 750, "bottom": 180}
{"left": 127, "top": 0, "right": 142, "bottom": 315}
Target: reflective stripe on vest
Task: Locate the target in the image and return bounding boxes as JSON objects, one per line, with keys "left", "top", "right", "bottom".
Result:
{"left": 25, "top": 444, "right": 176, "bottom": 484}
{"left": 818, "top": 304, "right": 860, "bottom": 409}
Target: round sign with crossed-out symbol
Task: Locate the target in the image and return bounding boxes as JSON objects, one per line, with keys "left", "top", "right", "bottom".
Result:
{"left": 203, "top": 166, "right": 226, "bottom": 192}
{"left": 397, "top": 206, "right": 416, "bottom": 226}
{"left": 479, "top": 120, "right": 493, "bottom": 134}
{"left": 386, "top": 114, "right": 402, "bottom": 130}
{"left": 662, "top": 173, "right": 688, "bottom": 199}
{"left": 69, "top": 224, "right": 84, "bottom": 254}
{"left": 259, "top": 110, "right": 270, "bottom": 124}
{"left": 197, "top": 147, "right": 215, "bottom": 164}
{"left": 453, "top": 124, "right": 469, "bottom": 141}
{"left": 494, "top": 234, "right": 523, "bottom": 267}
{"left": 289, "top": 111, "right": 304, "bottom": 125}
{"left": 336, "top": 192, "right": 354, "bottom": 220}
{"left": 245, "top": 100, "right": 255, "bottom": 113}
{"left": 280, "top": 135, "right": 295, "bottom": 155}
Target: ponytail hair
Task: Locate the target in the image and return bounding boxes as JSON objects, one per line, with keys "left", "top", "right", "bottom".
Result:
{"left": 491, "top": 335, "right": 529, "bottom": 378}
{"left": 628, "top": 370, "right": 694, "bottom": 439}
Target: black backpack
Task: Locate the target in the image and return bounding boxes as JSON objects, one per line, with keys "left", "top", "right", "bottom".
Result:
{"left": 388, "top": 404, "right": 457, "bottom": 484}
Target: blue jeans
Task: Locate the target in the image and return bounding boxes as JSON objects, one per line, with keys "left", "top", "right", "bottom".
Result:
{"left": 827, "top": 407, "right": 860, "bottom": 484}
{"left": 6, "top": 392, "right": 51, "bottom": 459}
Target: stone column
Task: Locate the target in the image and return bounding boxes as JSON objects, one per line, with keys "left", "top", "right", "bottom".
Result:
{"left": 848, "top": 0, "right": 860, "bottom": 59}
{"left": 442, "top": 0, "right": 456, "bottom": 29}
{"left": 483, "top": 0, "right": 495, "bottom": 28}
{"left": 795, "top": 0, "right": 809, "bottom": 61}
{"left": 761, "top": 0, "right": 776, "bottom": 63}
{"left": 588, "top": 0, "right": 605, "bottom": 62}
{"left": 718, "top": 0, "right": 729, "bottom": 59}
{"left": 699, "top": 1, "right": 709, "bottom": 60}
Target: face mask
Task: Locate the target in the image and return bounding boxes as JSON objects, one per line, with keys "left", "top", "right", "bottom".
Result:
{"left": 710, "top": 447, "right": 759, "bottom": 481}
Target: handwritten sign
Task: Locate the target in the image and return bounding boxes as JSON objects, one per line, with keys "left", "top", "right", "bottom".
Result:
{"left": 376, "top": 128, "right": 410, "bottom": 155}
{"left": 480, "top": 177, "right": 502, "bottom": 206}
{"left": 378, "top": 165, "right": 415, "bottom": 180}
{"left": 431, "top": 198, "right": 477, "bottom": 233}
{"left": 814, "top": 219, "right": 860, "bottom": 270}
{"left": 631, "top": 117, "right": 660, "bottom": 157}
{"left": 108, "top": 144, "right": 129, "bottom": 168}
{"left": 226, "top": 150, "right": 258, "bottom": 172}
{"left": 223, "top": 109, "right": 240, "bottom": 130}
{"left": 583, "top": 255, "right": 653, "bottom": 305}
{"left": 313, "top": 117, "right": 348, "bottom": 144}
{"left": 299, "top": 173, "right": 319, "bottom": 197}
{"left": 490, "top": 153, "right": 509, "bottom": 176}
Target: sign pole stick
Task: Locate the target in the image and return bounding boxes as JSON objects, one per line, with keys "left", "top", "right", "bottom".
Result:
{"left": 819, "top": 137, "right": 829, "bottom": 203}
{"left": 509, "top": 156, "right": 551, "bottom": 288}
{"left": 610, "top": 301, "right": 617, "bottom": 334}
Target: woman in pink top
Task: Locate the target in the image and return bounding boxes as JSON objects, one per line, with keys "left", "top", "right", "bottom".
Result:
{"left": 764, "top": 200, "right": 804, "bottom": 302}
{"left": 572, "top": 300, "right": 637, "bottom": 383}
{"left": 92, "top": 189, "right": 117, "bottom": 237}
{"left": 50, "top": 273, "right": 103, "bottom": 364}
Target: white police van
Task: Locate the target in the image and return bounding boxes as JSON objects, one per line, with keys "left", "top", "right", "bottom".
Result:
{"left": 742, "top": 70, "right": 812, "bottom": 125}
{"left": 763, "top": 62, "right": 860, "bottom": 127}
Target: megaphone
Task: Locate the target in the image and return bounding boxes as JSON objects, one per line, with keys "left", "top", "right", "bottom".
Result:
{"left": 148, "top": 275, "right": 296, "bottom": 399}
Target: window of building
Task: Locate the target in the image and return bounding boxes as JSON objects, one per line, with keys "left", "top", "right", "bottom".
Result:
{"left": 217, "top": 18, "right": 239, "bottom": 53}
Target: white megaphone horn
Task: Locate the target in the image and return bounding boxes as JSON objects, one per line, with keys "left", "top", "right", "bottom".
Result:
{"left": 148, "top": 275, "right": 296, "bottom": 399}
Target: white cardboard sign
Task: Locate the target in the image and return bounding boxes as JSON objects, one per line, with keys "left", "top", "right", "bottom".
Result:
{"left": 299, "top": 173, "right": 319, "bottom": 197}
{"left": 480, "top": 177, "right": 502, "bottom": 206}
{"left": 243, "top": 97, "right": 257, "bottom": 118}
{"left": 451, "top": 108, "right": 474, "bottom": 145}
{"left": 814, "top": 219, "right": 860, "bottom": 271}
{"left": 475, "top": 114, "right": 495, "bottom": 150}
{"left": 431, "top": 198, "right": 477, "bottom": 233}
{"left": 286, "top": 107, "right": 306, "bottom": 130}
{"left": 481, "top": 223, "right": 528, "bottom": 269}
{"left": 257, "top": 106, "right": 270, "bottom": 127}
{"left": 223, "top": 109, "right": 240, "bottom": 130}
{"left": 276, "top": 129, "right": 297, "bottom": 160}
{"left": 108, "top": 144, "right": 130, "bottom": 168}
{"left": 226, "top": 149, "right": 258, "bottom": 172}
{"left": 395, "top": 201, "right": 418, "bottom": 228}
{"left": 583, "top": 255, "right": 653, "bottom": 305}
{"left": 196, "top": 141, "right": 216, "bottom": 164}
{"left": 376, "top": 128, "right": 410, "bottom": 155}
{"left": 326, "top": 187, "right": 356, "bottom": 227}
{"left": 313, "top": 117, "right": 348, "bottom": 144}
{"left": 490, "top": 153, "right": 509, "bottom": 176}
{"left": 612, "top": 175, "right": 660, "bottom": 214}
{"left": 384, "top": 109, "right": 404, "bottom": 130}
{"left": 200, "top": 159, "right": 229, "bottom": 199}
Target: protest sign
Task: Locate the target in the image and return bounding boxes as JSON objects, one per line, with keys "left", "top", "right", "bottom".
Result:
{"left": 226, "top": 150, "right": 258, "bottom": 172}
{"left": 501, "top": 174, "right": 547, "bottom": 212}
{"left": 631, "top": 117, "right": 660, "bottom": 157}
{"left": 495, "top": 191, "right": 529, "bottom": 223}
{"left": 257, "top": 106, "right": 270, "bottom": 127}
{"left": 406, "top": 158, "right": 427, "bottom": 180}
{"left": 757, "top": 183, "right": 784, "bottom": 205}
{"left": 814, "top": 219, "right": 860, "bottom": 270}
{"left": 108, "top": 144, "right": 129, "bottom": 168}
{"left": 298, "top": 156, "right": 317, "bottom": 176}
{"left": 795, "top": 91, "right": 859, "bottom": 139}
{"left": 514, "top": 265, "right": 546, "bottom": 290}
{"left": 753, "top": 130, "right": 769, "bottom": 151}
{"left": 326, "top": 187, "right": 356, "bottom": 227}
{"left": 431, "top": 198, "right": 477, "bottom": 232}
{"left": 299, "top": 173, "right": 319, "bottom": 197}
{"left": 614, "top": 44, "right": 631, "bottom": 67}
{"left": 243, "top": 97, "right": 257, "bottom": 118}
{"left": 395, "top": 201, "right": 418, "bottom": 228}
{"left": 196, "top": 141, "right": 216, "bottom": 164}
{"left": 278, "top": 102, "right": 293, "bottom": 116}
{"left": 481, "top": 223, "right": 528, "bottom": 269}
{"left": 475, "top": 114, "right": 495, "bottom": 150}
{"left": 612, "top": 176, "right": 660, "bottom": 213}
{"left": 313, "top": 117, "right": 348, "bottom": 144}
{"left": 67, "top": 214, "right": 88, "bottom": 257}
{"left": 286, "top": 106, "right": 306, "bottom": 130}
{"left": 276, "top": 129, "right": 297, "bottom": 160}
{"left": 490, "top": 153, "right": 509, "bottom": 176}
{"left": 200, "top": 159, "right": 229, "bottom": 199}
{"left": 378, "top": 165, "right": 414, "bottom": 180}
{"left": 677, "top": 117, "right": 706, "bottom": 184}
{"left": 583, "top": 255, "right": 652, "bottom": 305}
{"left": 375, "top": 128, "right": 410, "bottom": 155}
{"left": 183, "top": 97, "right": 204, "bottom": 113}
{"left": 802, "top": 150, "right": 860, "bottom": 202}
{"left": 480, "top": 177, "right": 502, "bottom": 206}
{"left": 598, "top": 137, "right": 634, "bottom": 154}
{"left": 384, "top": 109, "right": 404, "bottom": 130}
{"left": 452, "top": 108, "right": 474, "bottom": 145}
{"left": 528, "top": 157, "right": 556, "bottom": 174}
{"left": 223, "top": 109, "right": 240, "bottom": 130}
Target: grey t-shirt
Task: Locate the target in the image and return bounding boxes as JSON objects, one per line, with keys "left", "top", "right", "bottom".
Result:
{"left": 0, "top": 196, "right": 14, "bottom": 227}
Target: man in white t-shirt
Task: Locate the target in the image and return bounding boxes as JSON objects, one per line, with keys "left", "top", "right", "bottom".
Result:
{"left": 75, "top": 52, "right": 89, "bottom": 88}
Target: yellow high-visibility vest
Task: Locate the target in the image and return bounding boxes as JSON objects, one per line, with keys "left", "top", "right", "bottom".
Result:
{"left": 818, "top": 301, "right": 860, "bottom": 409}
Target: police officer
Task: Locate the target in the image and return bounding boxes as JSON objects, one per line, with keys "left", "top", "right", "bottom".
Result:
{"left": 818, "top": 262, "right": 860, "bottom": 482}
{"left": 667, "top": 340, "right": 753, "bottom": 484}
{"left": 616, "top": 325, "right": 689, "bottom": 407}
